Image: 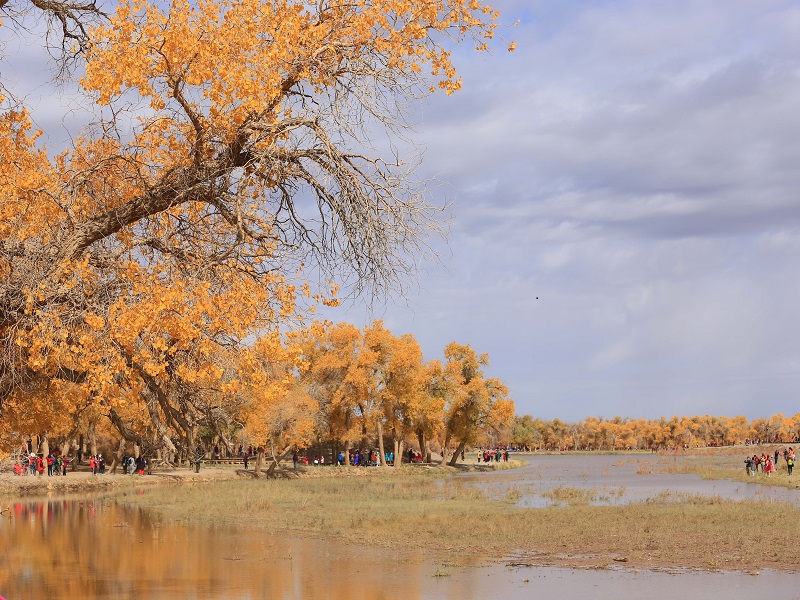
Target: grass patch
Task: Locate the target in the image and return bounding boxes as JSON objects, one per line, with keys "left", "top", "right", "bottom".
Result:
{"left": 646, "top": 452, "right": 800, "bottom": 490}
{"left": 113, "top": 471, "right": 800, "bottom": 573}
{"left": 541, "top": 485, "right": 595, "bottom": 506}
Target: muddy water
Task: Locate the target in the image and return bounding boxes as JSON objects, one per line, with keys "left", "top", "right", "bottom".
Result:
{"left": 459, "top": 453, "right": 800, "bottom": 506}
{"left": 2, "top": 456, "right": 800, "bottom": 599}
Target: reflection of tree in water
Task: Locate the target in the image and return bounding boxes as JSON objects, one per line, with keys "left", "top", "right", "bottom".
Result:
{"left": 0, "top": 499, "right": 425, "bottom": 599}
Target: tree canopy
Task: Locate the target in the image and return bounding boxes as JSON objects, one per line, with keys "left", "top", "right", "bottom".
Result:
{"left": 0, "top": 0, "right": 504, "bottom": 458}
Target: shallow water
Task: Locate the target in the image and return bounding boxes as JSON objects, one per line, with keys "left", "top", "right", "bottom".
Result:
{"left": 459, "top": 453, "right": 800, "bottom": 506}
{"left": 3, "top": 456, "right": 800, "bottom": 599}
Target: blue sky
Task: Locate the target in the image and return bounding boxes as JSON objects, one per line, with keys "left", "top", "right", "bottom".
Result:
{"left": 323, "top": 0, "right": 800, "bottom": 421}
{"left": 5, "top": 0, "right": 800, "bottom": 421}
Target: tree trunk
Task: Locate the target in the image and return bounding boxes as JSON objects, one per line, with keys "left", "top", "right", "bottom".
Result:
{"left": 393, "top": 436, "right": 404, "bottom": 469}
{"left": 416, "top": 430, "right": 427, "bottom": 464}
{"left": 41, "top": 435, "right": 49, "bottom": 459}
{"left": 110, "top": 438, "right": 125, "bottom": 474}
{"left": 266, "top": 446, "right": 292, "bottom": 476}
{"left": 377, "top": 422, "right": 386, "bottom": 467}
{"left": 344, "top": 439, "right": 352, "bottom": 466}
{"left": 447, "top": 440, "right": 466, "bottom": 467}
{"left": 89, "top": 426, "right": 98, "bottom": 456}
{"left": 78, "top": 433, "right": 85, "bottom": 464}
{"left": 254, "top": 447, "right": 264, "bottom": 475}
{"left": 60, "top": 439, "right": 72, "bottom": 461}
{"left": 440, "top": 432, "right": 451, "bottom": 466}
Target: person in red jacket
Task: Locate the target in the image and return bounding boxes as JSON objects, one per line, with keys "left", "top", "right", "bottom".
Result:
{"left": 36, "top": 456, "right": 45, "bottom": 476}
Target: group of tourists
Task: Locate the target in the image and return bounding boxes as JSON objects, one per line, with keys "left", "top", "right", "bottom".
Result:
{"left": 745, "top": 448, "right": 795, "bottom": 477}
{"left": 88, "top": 455, "right": 106, "bottom": 475}
{"left": 12, "top": 452, "right": 70, "bottom": 477}
{"left": 121, "top": 455, "right": 149, "bottom": 475}
{"left": 477, "top": 448, "right": 509, "bottom": 463}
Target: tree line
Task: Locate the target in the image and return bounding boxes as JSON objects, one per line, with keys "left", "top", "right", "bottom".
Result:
{"left": 508, "top": 413, "right": 800, "bottom": 451}
{"left": 1, "top": 321, "right": 515, "bottom": 471}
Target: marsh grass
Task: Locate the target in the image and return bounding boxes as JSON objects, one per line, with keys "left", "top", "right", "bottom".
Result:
{"left": 648, "top": 452, "right": 800, "bottom": 490}
{"left": 114, "top": 471, "right": 800, "bottom": 572}
{"left": 541, "top": 485, "right": 595, "bottom": 506}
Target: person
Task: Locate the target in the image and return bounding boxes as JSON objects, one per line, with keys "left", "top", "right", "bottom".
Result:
{"left": 243, "top": 452, "right": 249, "bottom": 470}
{"left": 337, "top": 452, "right": 344, "bottom": 466}
{"left": 62, "top": 455, "right": 69, "bottom": 476}
{"left": 46, "top": 453, "right": 54, "bottom": 476}
{"left": 744, "top": 456, "right": 754, "bottom": 476}
{"left": 89, "top": 455, "right": 96, "bottom": 475}
{"left": 787, "top": 454, "right": 794, "bottom": 476}
{"left": 13, "top": 462, "right": 21, "bottom": 476}
{"left": 765, "top": 456, "right": 776, "bottom": 477}
{"left": 36, "top": 456, "right": 45, "bottom": 476}
{"left": 193, "top": 447, "right": 203, "bottom": 473}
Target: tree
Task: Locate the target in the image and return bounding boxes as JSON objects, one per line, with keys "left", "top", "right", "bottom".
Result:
{"left": 439, "top": 342, "right": 514, "bottom": 466}
{"left": 0, "top": 0, "right": 501, "bottom": 443}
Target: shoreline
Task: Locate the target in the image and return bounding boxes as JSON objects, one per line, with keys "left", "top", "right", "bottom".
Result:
{"left": 3, "top": 452, "right": 798, "bottom": 575}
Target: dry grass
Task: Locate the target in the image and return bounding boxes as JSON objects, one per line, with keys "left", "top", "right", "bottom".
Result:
{"left": 114, "top": 471, "right": 800, "bottom": 573}
{"left": 645, "top": 450, "right": 800, "bottom": 490}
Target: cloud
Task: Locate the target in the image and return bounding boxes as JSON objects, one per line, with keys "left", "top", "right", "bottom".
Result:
{"left": 352, "top": 0, "right": 800, "bottom": 420}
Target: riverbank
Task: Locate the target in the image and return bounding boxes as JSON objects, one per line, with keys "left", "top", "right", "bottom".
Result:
{"left": 3, "top": 452, "right": 798, "bottom": 574}
{"left": 0, "top": 458, "right": 525, "bottom": 497}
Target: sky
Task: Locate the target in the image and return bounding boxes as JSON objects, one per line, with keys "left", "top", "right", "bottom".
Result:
{"left": 4, "top": 0, "right": 800, "bottom": 421}
{"left": 322, "top": 0, "right": 800, "bottom": 421}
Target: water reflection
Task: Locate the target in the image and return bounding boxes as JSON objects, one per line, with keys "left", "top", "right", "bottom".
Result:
{"left": 0, "top": 498, "right": 489, "bottom": 600}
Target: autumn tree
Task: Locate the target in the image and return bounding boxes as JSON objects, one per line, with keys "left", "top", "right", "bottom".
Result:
{"left": 294, "top": 322, "right": 365, "bottom": 464}
{"left": 0, "top": 0, "right": 502, "bottom": 446}
{"left": 439, "top": 342, "right": 514, "bottom": 466}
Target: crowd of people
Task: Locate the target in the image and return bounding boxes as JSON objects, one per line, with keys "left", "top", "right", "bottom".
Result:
{"left": 477, "top": 448, "right": 510, "bottom": 463}
{"left": 745, "top": 448, "right": 795, "bottom": 477}
{"left": 12, "top": 452, "right": 70, "bottom": 477}
{"left": 120, "top": 455, "right": 149, "bottom": 475}
{"left": 9, "top": 451, "right": 151, "bottom": 476}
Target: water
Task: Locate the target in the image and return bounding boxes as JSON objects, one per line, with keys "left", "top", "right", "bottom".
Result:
{"left": 2, "top": 455, "right": 800, "bottom": 599}
{"left": 459, "top": 453, "right": 800, "bottom": 506}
